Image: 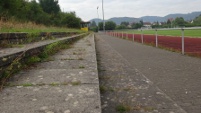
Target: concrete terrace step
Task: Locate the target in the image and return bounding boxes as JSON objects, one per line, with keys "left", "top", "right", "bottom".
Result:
{"left": 0, "top": 33, "right": 86, "bottom": 77}
{"left": 0, "top": 32, "right": 78, "bottom": 45}
{"left": 0, "top": 34, "right": 101, "bottom": 113}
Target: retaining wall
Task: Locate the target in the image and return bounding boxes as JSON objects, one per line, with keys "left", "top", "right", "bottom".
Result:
{"left": 0, "top": 33, "right": 87, "bottom": 80}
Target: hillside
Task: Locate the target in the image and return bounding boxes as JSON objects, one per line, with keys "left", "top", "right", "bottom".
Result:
{"left": 108, "top": 17, "right": 139, "bottom": 25}
{"left": 90, "top": 11, "right": 201, "bottom": 24}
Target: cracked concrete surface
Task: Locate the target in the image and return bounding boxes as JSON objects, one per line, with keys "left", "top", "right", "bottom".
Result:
{"left": 0, "top": 34, "right": 101, "bottom": 113}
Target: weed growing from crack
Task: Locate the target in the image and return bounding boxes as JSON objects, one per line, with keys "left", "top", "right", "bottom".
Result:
{"left": 22, "top": 83, "right": 34, "bottom": 87}
{"left": 61, "top": 58, "right": 75, "bottom": 60}
{"left": 78, "top": 58, "right": 83, "bottom": 60}
{"left": 50, "top": 82, "right": 60, "bottom": 86}
{"left": 71, "top": 81, "right": 81, "bottom": 86}
{"left": 26, "top": 56, "right": 41, "bottom": 65}
{"left": 99, "top": 76, "right": 111, "bottom": 80}
{"left": 100, "top": 85, "right": 107, "bottom": 94}
{"left": 143, "top": 106, "right": 155, "bottom": 112}
{"left": 79, "top": 66, "right": 85, "bottom": 69}
{"left": 116, "top": 104, "right": 131, "bottom": 113}
{"left": 108, "top": 87, "right": 115, "bottom": 92}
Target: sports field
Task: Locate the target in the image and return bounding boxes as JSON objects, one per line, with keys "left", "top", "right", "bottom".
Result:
{"left": 108, "top": 28, "right": 201, "bottom": 57}
{"left": 121, "top": 29, "right": 201, "bottom": 38}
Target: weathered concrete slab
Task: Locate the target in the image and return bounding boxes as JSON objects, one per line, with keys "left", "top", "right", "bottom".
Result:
{"left": 0, "top": 34, "right": 101, "bottom": 113}
{"left": 0, "top": 85, "right": 100, "bottom": 113}
{"left": 35, "top": 60, "right": 97, "bottom": 70}
{"left": 8, "top": 69, "right": 99, "bottom": 85}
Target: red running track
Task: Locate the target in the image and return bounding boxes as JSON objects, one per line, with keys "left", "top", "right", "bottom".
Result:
{"left": 107, "top": 32, "right": 201, "bottom": 56}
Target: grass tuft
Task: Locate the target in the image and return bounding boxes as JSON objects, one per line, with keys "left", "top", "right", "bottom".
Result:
{"left": 71, "top": 81, "right": 81, "bottom": 86}
{"left": 100, "top": 85, "right": 107, "bottom": 94}
{"left": 116, "top": 104, "right": 131, "bottom": 113}
{"left": 79, "top": 66, "right": 85, "bottom": 69}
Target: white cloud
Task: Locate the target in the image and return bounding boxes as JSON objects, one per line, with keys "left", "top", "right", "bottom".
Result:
{"left": 58, "top": 0, "right": 201, "bottom": 21}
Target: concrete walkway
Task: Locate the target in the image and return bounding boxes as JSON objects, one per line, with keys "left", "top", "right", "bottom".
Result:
{"left": 96, "top": 33, "right": 186, "bottom": 113}
{"left": 96, "top": 33, "right": 201, "bottom": 113}
{"left": 0, "top": 34, "right": 101, "bottom": 113}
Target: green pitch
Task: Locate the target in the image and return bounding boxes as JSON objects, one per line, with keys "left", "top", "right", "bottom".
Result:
{"left": 120, "top": 29, "right": 201, "bottom": 38}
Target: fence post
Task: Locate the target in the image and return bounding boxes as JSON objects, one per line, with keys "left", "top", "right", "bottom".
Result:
{"left": 132, "top": 30, "right": 135, "bottom": 42}
{"left": 141, "top": 29, "right": 144, "bottom": 44}
{"left": 155, "top": 29, "right": 158, "bottom": 47}
{"left": 122, "top": 32, "right": 123, "bottom": 38}
{"left": 181, "top": 28, "right": 185, "bottom": 55}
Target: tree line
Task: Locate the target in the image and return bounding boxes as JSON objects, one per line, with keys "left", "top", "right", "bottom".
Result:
{"left": 152, "top": 16, "right": 201, "bottom": 28}
{"left": 90, "top": 15, "right": 201, "bottom": 31}
{"left": 0, "top": 0, "right": 81, "bottom": 28}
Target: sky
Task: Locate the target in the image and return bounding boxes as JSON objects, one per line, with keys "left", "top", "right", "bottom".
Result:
{"left": 58, "top": 0, "right": 201, "bottom": 21}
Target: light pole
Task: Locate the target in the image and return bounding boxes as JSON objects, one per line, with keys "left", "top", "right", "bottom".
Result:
{"left": 102, "top": 0, "right": 105, "bottom": 32}
{"left": 97, "top": 6, "right": 99, "bottom": 32}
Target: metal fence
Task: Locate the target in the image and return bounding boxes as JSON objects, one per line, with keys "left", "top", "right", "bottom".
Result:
{"left": 105, "top": 27, "right": 201, "bottom": 57}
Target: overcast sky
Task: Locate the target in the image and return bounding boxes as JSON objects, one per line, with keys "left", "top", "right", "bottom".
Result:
{"left": 58, "top": 0, "right": 201, "bottom": 21}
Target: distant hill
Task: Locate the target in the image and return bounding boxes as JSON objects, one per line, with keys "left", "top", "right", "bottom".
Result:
{"left": 163, "top": 12, "right": 201, "bottom": 21}
{"left": 140, "top": 16, "right": 164, "bottom": 23}
{"left": 90, "top": 17, "right": 139, "bottom": 25}
{"left": 108, "top": 17, "right": 139, "bottom": 25}
{"left": 90, "top": 11, "right": 201, "bottom": 24}
{"left": 90, "top": 18, "right": 102, "bottom": 25}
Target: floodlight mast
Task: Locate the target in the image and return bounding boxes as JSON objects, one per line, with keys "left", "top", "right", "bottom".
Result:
{"left": 102, "top": 0, "right": 105, "bottom": 32}
{"left": 97, "top": 6, "right": 99, "bottom": 32}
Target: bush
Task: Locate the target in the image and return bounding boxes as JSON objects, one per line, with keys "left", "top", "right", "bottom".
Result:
{"left": 0, "top": 0, "right": 81, "bottom": 28}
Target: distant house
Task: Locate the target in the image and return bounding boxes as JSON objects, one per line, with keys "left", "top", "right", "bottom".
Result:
{"left": 152, "top": 22, "right": 158, "bottom": 25}
{"left": 142, "top": 22, "right": 152, "bottom": 29}
{"left": 126, "top": 22, "right": 133, "bottom": 28}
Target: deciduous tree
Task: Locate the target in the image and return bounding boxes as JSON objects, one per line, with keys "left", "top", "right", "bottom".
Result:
{"left": 39, "top": 0, "right": 60, "bottom": 14}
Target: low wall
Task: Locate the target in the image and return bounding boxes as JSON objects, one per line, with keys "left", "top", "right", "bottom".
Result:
{"left": 0, "top": 33, "right": 88, "bottom": 81}
{"left": 0, "top": 32, "right": 78, "bottom": 45}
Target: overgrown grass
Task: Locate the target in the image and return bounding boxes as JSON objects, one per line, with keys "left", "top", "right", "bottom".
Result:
{"left": 0, "top": 20, "right": 83, "bottom": 33}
